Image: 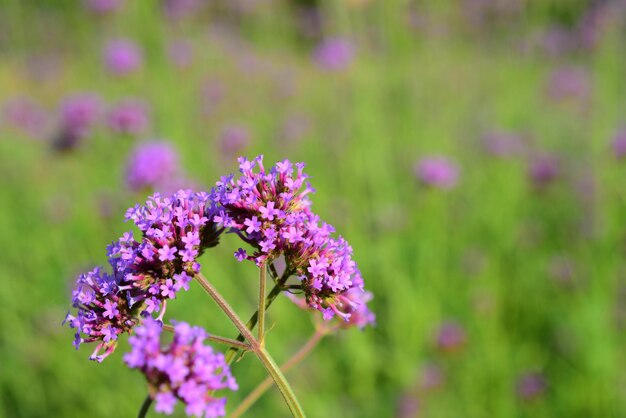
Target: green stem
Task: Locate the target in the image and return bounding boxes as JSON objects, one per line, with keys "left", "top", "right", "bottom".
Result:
{"left": 258, "top": 263, "right": 267, "bottom": 345}
{"left": 137, "top": 395, "right": 152, "bottom": 418}
{"left": 162, "top": 324, "right": 251, "bottom": 350}
{"left": 230, "top": 329, "right": 328, "bottom": 418}
{"left": 194, "top": 273, "right": 306, "bottom": 418}
{"left": 224, "top": 268, "right": 291, "bottom": 365}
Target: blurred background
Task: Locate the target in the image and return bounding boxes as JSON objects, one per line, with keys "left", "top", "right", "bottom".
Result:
{"left": 1, "top": 0, "right": 626, "bottom": 417}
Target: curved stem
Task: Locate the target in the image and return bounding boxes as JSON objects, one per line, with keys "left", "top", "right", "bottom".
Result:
{"left": 162, "top": 324, "right": 252, "bottom": 351}
{"left": 224, "top": 268, "right": 291, "bottom": 366}
{"left": 230, "top": 329, "right": 328, "bottom": 418}
{"left": 258, "top": 263, "right": 267, "bottom": 345}
{"left": 137, "top": 394, "right": 152, "bottom": 418}
{"left": 194, "top": 273, "right": 306, "bottom": 418}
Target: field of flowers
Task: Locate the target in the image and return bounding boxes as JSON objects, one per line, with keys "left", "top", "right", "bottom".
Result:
{"left": 1, "top": 1, "right": 625, "bottom": 417}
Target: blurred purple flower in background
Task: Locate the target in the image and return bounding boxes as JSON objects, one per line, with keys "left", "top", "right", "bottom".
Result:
{"left": 125, "top": 141, "right": 180, "bottom": 192}
{"left": 168, "top": 39, "right": 194, "bottom": 69}
{"left": 53, "top": 93, "right": 102, "bottom": 151}
{"left": 162, "top": 0, "right": 201, "bottom": 20}
{"left": 313, "top": 38, "right": 355, "bottom": 71}
{"left": 84, "top": 0, "right": 123, "bottom": 14}
{"left": 528, "top": 154, "right": 560, "bottom": 188}
{"left": 419, "top": 363, "right": 444, "bottom": 391}
{"left": 516, "top": 371, "right": 547, "bottom": 401}
{"left": 546, "top": 67, "right": 590, "bottom": 103}
{"left": 414, "top": 156, "right": 459, "bottom": 190}
{"left": 612, "top": 128, "right": 626, "bottom": 159}
{"left": 106, "top": 99, "right": 150, "bottom": 136}
{"left": 482, "top": 130, "right": 524, "bottom": 157}
{"left": 435, "top": 321, "right": 466, "bottom": 353}
{"left": 103, "top": 39, "right": 143, "bottom": 76}
{"left": 2, "top": 97, "right": 49, "bottom": 139}
{"left": 218, "top": 125, "right": 250, "bottom": 159}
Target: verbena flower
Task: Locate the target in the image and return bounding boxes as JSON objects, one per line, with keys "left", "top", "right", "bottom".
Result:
{"left": 66, "top": 190, "right": 221, "bottom": 360}
{"left": 168, "top": 39, "right": 194, "bottom": 69}
{"left": 107, "top": 99, "right": 150, "bottom": 136}
{"left": 125, "top": 318, "right": 238, "bottom": 417}
{"left": 528, "top": 154, "right": 559, "bottom": 187}
{"left": 313, "top": 38, "right": 355, "bottom": 71}
{"left": 85, "top": 0, "right": 123, "bottom": 14}
{"left": 54, "top": 93, "right": 102, "bottom": 150}
{"left": 2, "top": 96, "right": 49, "bottom": 139}
{"left": 125, "top": 141, "right": 180, "bottom": 192}
{"left": 414, "top": 156, "right": 459, "bottom": 190}
{"left": 104, "top": 39, "right": 143, "bottom": 76}
{"left": 109, "top": 190, "right": 222, "bottom": 314}
{"left": 64, "top": 266, "right": 139, "bottom": 362}
{"left": 212, "top": 155, "right": 369, "bottom": 321}
{"left": 516, "top": 371, "right": 547, "bottom": 401}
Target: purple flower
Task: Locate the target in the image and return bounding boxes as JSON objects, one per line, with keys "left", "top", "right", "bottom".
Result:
{"left": 546, "top": 67, "right": 590, "bottom": 103}
{"left": 54, "top": 93, "right": 102, "bottom": 150}
{"left": 218, "top": 125, "right": 250, "bottom": 158}
{"left": 84, "top": 0, "right": 123, "bottom": 14}
{"left": 168, "top": 39, "right": 194, "bottom": 69}
{"left": 313, "top": 38, "right": 355, "bottom": 71}
{"left": 125, "top": 141, "right": 180, "bottom": 192}
{"left": 613, "top": 128, "right": 626, "bottom": 159}
{"left": 104, "top": 39, "right": 143, "bottom": 76}
{"left": 125, "top": 318, "right": 237, "bottom": 417}
{"left": 2, "top": 97, "right": 49, "bottom": 139}
{"left": 110, "top": 190, "right": 221, "bottom": 302}
{"left": 435, "top": 321, "right": 466, "bottom": 352}
{"left": 481, "top": 130, "right": 524, "bottom": 157}
{"left": 64, "top": 267, "right": 138, "bottom": 362}
{"left": 414, "top": 156, "right": 459, "bottom": 190}
{"left": 528, "top": 155, "right": 559, "bottom": 188}
{"left": 106, "top": 99, "right": 150, "bottom": 136}
{"left": 211, "top": 155, "right": 371, "bottom": 322}
{"left": 162, "top": 0, "right": 201, "bottom": 20}
{"left": 516, "top": 371, "right": 547, "bottom": 401}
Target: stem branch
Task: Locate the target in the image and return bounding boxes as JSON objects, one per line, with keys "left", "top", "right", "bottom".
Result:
{"left": 258, "top": 263, "right": 267, "bottom": 345}
{"left": 230, "top": 329, "right": 328, "bottom": 418}
{"left": 194, "top": 273, "right": 306, "bottom": 418}
{"left": 137, "top": 394, "right": 152, "bottom": 418}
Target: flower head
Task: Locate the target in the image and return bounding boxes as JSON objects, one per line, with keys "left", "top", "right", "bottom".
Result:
{"left": 104, "top": 39, "right": 143, "bottom": 76}
{"left": 64, "top": 266, "right": 138, "bottom": 362}
{"left": 528, "top": 154, "right": 559, "bottom": 187}
{"left": 211, "top": 156, "right": 370, "bottom": 322}
{"left": 125, "top": 141, "right": 180, "bottom": 192}
{"left": 107, "top": 99, "right": 150, "bottom": 136}
{"left": 109, "top": 190, "right": 222, "bottom": 310}
{"left": 54, "top": 93, "right": 102, "bottom": 150}
{"left": 414, "top": 156, "right": 459, "bottom": 190}
{"left": 125, "top": 318, "right": 237, "bottom": 417}
{"left": 85, "top": 0, "right": 123, "bottom": 14}
{"left": 3, "top": 97, "right": 49, "bottom": 139}
{"left": 313, "top": 38, "right": 355, "bottom": 71}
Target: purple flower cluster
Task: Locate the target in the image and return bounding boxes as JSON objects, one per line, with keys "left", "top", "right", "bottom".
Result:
{"left": 125, "top": 141, "right": 180, "bottom": 192}
{"left": 313, "top": 37, "right": 355, "bottom": 71}
{"left": 125, "top": 319, "right": 237, "bottom": 417}
{"left": 414, "top": 156, "right": 459, "bottom": 190}
{"left": 59, "top": 94, "right": 102, "bottom": 135}
{"left": 85, "top": 0, "right": 123, "bottom": 14}
{"left": 111, "top": 190, "right": 221, "bottom": 308}
{"left": 107, "top": 99, "right": 150, "bottom": 136}
{"left": 66, "top": 190, "right": 222, "bottom": 360}
{"left": 64, "top": 267, "right": 137, "bottom": 362}
{"left": 104, "top": 39, "right": 143, "bottom": 76}
{"left": 211, "top": 156, "right": 370, "bottom": 322}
